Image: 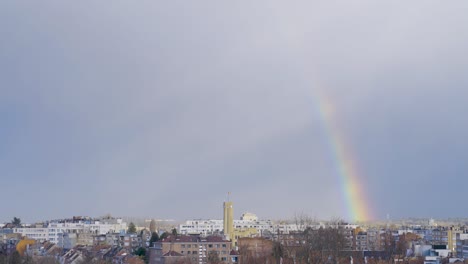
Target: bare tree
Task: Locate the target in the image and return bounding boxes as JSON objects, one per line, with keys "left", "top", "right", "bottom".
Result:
{"left": 381, "top": 231, "right": 396, "bottom": 264}
{"left": 272, "top": 241, "right": 284, "bottom": 264}
{"left": 207, "top": 251, "right": 221, "bottom": 264}
{"left": 294, "top": 213, "right": 316, "bottom": 231}
{"left": 283, "top": 219, "right": 348, "bottom": 264}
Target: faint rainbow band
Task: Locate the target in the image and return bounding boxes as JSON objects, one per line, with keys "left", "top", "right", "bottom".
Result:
{"left": 315, "top": 91, "right": 372, "bottom": 222}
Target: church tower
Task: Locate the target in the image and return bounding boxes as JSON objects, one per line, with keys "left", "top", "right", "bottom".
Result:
{"left": 223, "top": 197, "right": 234, "bottom": 240}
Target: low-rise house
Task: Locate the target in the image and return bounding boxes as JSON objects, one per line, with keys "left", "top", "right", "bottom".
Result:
{"left": 61, "top": 248, "right": 84, "bottom": 264}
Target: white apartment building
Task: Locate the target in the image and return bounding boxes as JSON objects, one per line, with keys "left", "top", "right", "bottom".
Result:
{"left": 456, "top": 233, "right": 468, "bottom": 258}
{"left": 179, "top": 218, "right": 300, "bottom": 236}
{"left": 180, "top": 220, "right": 224, "bottom": 236}
{"left": 14, "top": 218, "right": 127, "bottom": 245}
{"left": 12, "top": 227, "right": 49, "bottom": 242}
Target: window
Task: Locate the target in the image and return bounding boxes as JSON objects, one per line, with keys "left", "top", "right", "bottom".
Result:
{"left": 222, "top": 244, "right": 227, "bottom": 248}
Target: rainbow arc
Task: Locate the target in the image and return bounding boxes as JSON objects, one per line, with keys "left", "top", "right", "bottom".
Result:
{"left": 315, "top": 91, "right": 372, "bottom": 222}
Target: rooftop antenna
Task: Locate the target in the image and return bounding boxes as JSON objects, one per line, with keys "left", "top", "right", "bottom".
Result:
{"left": 227, "top": 192, "right": 231, "bottom": 202}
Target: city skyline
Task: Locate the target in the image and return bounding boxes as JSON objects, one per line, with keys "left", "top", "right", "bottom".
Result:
{"left": 2, "top": 1, "right": 468, "bottom": 223}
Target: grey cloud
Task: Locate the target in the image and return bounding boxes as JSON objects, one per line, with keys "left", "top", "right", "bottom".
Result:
{"left": 1, "top": 1, "right": 468, "bottom": 222}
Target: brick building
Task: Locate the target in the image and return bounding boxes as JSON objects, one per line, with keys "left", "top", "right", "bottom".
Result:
{"left": 149, "top": 235, "right": 236, "bottom": 264}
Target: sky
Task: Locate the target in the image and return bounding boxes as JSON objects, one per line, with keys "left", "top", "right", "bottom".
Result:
{"left": 1, "top": 1, "right": 468, "bottom": 223}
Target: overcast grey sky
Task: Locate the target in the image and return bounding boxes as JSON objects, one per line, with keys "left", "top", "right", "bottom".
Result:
{"left": 1, "top": 1, "right": 468, "bottom": 223}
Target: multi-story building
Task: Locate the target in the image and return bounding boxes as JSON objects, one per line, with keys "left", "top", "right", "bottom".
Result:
{"left": 93, "top": 232, "right": 143, "bottom": 248}
{"left": 455, "top": 233, "right": 468, "bottom": 258}
{"left": 180, "top": 220, "right": 224, "bottom": 236}
{"left": 121, "top": 233, "right": 141, "bottom": 248}
{"left": 460, "top": 240, "right": 468, "bottom": 259}
{"left": 148, "top": 235, "right": 235, "bottom": 264}
{"left": 366, "top": 229, "right": 381, "bottom": 251}
{"left": 342, "top": 226, "right": 355, "bottom": 250}
{"left": 179, "top": 201, "right": 303, "bottom": 239}
{"left": 379, "top": 230, "right": 399, "bottom": 251}
{"left": 12, "top": 227, "right": 49, "bottom": 242}
{"left": 448, "top": 227, "right": 464, "bottom": 253}
{"left": 180, "top": 218, "right": 299, "bottom": 238}
{"left": 354, "top": 231, "right": 368, "bottom": 251}
{"left": 431, "top": 228, "right": 449, "bottom": 246}
{"left": 413, "top": 228, "right": 431, "bottom": 241}
{"left": 237, "top": 237, "right": 273, "bottom": 262}
{"left": 13, "top": 217, "right": 127, "bottom": 245}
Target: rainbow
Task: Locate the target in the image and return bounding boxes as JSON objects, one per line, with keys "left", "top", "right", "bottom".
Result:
{"left": 315, "top": 90, "right": 372, "bottom": 222}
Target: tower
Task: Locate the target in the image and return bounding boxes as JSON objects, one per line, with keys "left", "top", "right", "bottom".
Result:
{"left": 223, "top": 201, "right": 234, "bottom": 240}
